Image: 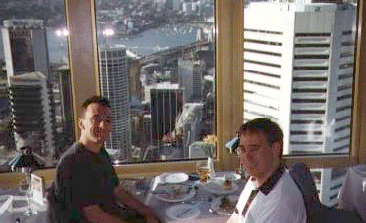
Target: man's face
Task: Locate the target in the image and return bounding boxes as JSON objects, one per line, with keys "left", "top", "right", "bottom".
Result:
{"left": 237, "top": 131, "right": 280, "bottom": 182}
{"left": 79, "top": 103, "right": 112, "bottom": 145}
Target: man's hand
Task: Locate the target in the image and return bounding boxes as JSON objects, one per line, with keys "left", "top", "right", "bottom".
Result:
{"left": 114, "top": 185, "right": 163, "bottom": 223}
{"left": 145, "top": 213, "right": 163, "bottom": 223}
{"left": 83, "top": 204, "right": 126, "bottom": 223}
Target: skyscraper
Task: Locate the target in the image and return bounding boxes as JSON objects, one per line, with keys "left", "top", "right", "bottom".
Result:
{"left": 8, "top": 72, "right": 56, "bottom": 159}
{"left": 0, "top": 80, "right": 14, "bottom": 151}
{"left": 178, "top": 59, "right": 204, "bottom": 102}
{"left": 54, "top": 66, "right": 74, "bottom": 157}
{"left": 2, "top": 19, "right": 56, "bottom": 163}
{"left": 243, "top": 0, "right": 356, "bottom": 206}
{"left": 148, "top": 83, "right": 183, "bottom": 145}
{"left": 2, "top": 19, "right": 50, "bottom": 81}
{"left": 99, "top": 47, "right": 131, "bottom": 161}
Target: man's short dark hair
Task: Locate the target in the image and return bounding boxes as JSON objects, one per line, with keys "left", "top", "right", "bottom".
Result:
{"left": 81, "top": 96, "right": 110, "bottom": 116}
{"left": 239, "top": 118, "right": 283, "bottom": 150}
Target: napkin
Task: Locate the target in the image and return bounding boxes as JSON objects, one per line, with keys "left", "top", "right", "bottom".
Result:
{"left": 144, "top": 175, "right": 161, "bottom": 205}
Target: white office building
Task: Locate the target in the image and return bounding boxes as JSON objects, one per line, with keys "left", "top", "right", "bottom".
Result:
{"left": 99, "top": 47, "right": 131, "bottom": 161}
{"left": 2, "top": 19, "right": 56, "bottom": 162}
{"left": 8, "top": 72, "right": 56, "bottom": 158}
{"left": 178, "top": 59, "right": 204, "bottom": 102}
{"left": 243, "top": 0, "right": 356, "bottom": 206}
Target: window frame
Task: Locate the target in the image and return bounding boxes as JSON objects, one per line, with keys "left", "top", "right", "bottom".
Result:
{"left": 64, "top": 0, "right": 365, "bottom": 174}
{"left": 1, "top": 0, "right": 365, "bottom": 189}
{"left": 64, "top": 0, "right": 245, "bottom": 177}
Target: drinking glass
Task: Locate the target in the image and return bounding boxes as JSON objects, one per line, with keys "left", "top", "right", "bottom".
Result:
{"left": 196, "top": 160, "right": 211, "bottom": 183}
{"left": 25, "top": 174, "right": 37, "bottom": 216}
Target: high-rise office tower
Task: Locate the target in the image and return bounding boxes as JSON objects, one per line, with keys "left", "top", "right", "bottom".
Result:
{"left": 0, "top": 81, "right": 14, "bottom": 151}
{"left": 99, "top": 47, "right": 131, "bottom": 161}
{"left": 154, "top": 0, "right": 165, "bottom": 11}
{"left": 0, "top": 81, "right": 9, "bottom": 121}
{"left": 2, "top": 19, "right": 50, "bottom": 81}
{"left": 8, "top": 72, "right": 56, "bottom": 158}
{"left": 178, "top": 59, "right": 204, "bottom": 102}
{"left": 182, "top": 2, "right": 193, "bottom": 13}
{"left": 175, "top": 103, "right": 204, "bottom": 157}
{"left": 148, "top": 83, "right": 183, "bottom": 145}
{"left": 54, "top": 66, "right": 74, "bottom": 157}
{"left": 243, "top": 0, "right": 356, "bottom": 206}
{"left": 129, "top": 59, "right": 143, "bottom": 106}
{"left": 2, "top": 19, "right": 56, "bottom": 162}
{"left": 172, "top": 0, "right": 181, "bottom": 11}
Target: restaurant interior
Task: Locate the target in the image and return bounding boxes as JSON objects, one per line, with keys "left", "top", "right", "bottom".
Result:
{"left": 0, "top": 0, "right": 366, "bottom": 222}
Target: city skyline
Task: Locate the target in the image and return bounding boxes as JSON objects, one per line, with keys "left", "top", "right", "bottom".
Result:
{"left": 0, "top": 0, "right": 216, "bottom": 166}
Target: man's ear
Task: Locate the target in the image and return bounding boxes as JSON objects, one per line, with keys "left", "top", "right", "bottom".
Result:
{"left": 78, "top": 117, "right": 85, "bottom": 130}
{"left": 271, "top": 141, "right": 282, "bottom": 159}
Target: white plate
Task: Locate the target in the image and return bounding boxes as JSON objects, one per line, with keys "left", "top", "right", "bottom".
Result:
{"left": 160, "top": 172, "right": 189, "bottom": 184}
{"left": 166, "top": 204, "right": 201, "bottom": 220}
{"left": 155, "top": 187, "right": 196, "bottom": 202}
{"left": 201, "top": 179, "right": 238, "bottom": 195}
{"left": 211, "top": 195, "right": 239, "bottom": 215}
{"left": 213, "top": 171, "right": 241, "bottom": 181}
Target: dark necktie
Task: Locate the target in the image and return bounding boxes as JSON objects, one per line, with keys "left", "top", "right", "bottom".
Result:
{"left": 241, "top": 189, "right": 259, "bottom": 216}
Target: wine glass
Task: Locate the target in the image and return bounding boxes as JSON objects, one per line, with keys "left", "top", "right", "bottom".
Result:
{"left": 24, "top": 172, "right": 37, "bottom": 216}
{"left": 196, "top": 160, "right": 211, "bottom": 183}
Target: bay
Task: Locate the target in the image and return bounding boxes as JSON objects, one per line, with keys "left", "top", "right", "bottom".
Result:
{"left": 0, "top": 25, "right": 198, "bottom": 63}
{"left": 104, "top": 25, "right": 198, "bottom": 57}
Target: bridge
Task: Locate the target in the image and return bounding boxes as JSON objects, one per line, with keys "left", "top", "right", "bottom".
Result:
{"left": 139, "top": 41, "right": 212, "bottom": 65}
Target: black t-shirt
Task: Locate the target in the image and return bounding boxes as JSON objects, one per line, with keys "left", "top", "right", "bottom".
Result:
{"left": 55, "top": 143, "right": 119, "bottom": 222}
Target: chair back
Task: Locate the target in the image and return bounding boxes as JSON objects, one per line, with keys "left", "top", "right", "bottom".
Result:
{"left": 289, "top": 163, "right": 365, "bottom": 223}
{"left": 289, "top": 163, "right": 323, "bottom": 222}
{"left": 46, "top": 183, "right": 60, "bottom": 223}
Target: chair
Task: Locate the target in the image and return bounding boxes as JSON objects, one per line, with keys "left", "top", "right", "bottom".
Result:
{"left": 289, "top": 163, "right": 364, "bottom": 223}
{"left": 46, "top": 183, "right": 60, "bottom": 223}
{"left": 289, "top": 163, "right": 324, "bottom": 223}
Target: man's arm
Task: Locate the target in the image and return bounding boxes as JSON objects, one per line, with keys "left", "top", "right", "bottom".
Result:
{"left": 114, "top": 185, "right": 163, "bottom": 223}
{"left": 82, "top": 204, "right": 127, "bottom": 223}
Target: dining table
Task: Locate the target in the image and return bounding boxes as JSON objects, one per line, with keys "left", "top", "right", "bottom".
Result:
{"left": 0, "top": 188, "right": 48, "bottom": 223}
{"left": 337, "top": 164, "right": 366, "bottom": 223}
{"left": 0, "top": 171, "right": 246, "bottom": 223}
{"left": 120, "top": 171, "right": 247, "bottom": 223}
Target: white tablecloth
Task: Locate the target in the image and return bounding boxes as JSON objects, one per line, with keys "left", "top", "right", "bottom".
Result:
{"left": 337, "top": 165, "right": 366, "bottom": 222}
{"left": 0, "top": 172, "right": 245, "bottom": 223}
{"left": 0, "top": 189, "right": 48, "bottom": 223}
{"left": 142, "top": 173, "right": 245, "bottom": 223}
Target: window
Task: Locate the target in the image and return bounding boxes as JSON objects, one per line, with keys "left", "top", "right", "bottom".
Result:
{"left": 242, "top": 0, "right": 363, "bottom": 206}
{"left": 94, "top": 0, "right": 216, "bottom": 164}
{"left": 243, "top": 0, "right": 358, "bottom": 156}
{"left": 61, "top": 0, "right": 244, "bottom": 176}
{"left": 0, "top": 0, "right": 365, "bottom": 191}
{"left": 0, "top": 0, "right": 71, "bottom": 173}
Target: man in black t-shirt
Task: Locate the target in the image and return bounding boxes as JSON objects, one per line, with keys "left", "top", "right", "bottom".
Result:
{"left": 53, "top": 96, "right": 161, "bottom": 223}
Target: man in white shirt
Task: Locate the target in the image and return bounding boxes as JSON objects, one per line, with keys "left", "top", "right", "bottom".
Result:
{"left": 226, "top": 118, "right": 306, "bottom": 223}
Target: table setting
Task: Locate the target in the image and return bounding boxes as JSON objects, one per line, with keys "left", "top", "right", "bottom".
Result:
{"left": 120, "top": 163, "right": 246, "bottom": 223}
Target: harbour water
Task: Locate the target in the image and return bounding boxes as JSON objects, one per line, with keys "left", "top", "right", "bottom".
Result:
{"left": 0, "top": 25, "right": 198, "bottom": 63}
{"left": 106, "top": 25, "right": 198, "bottom": 56}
